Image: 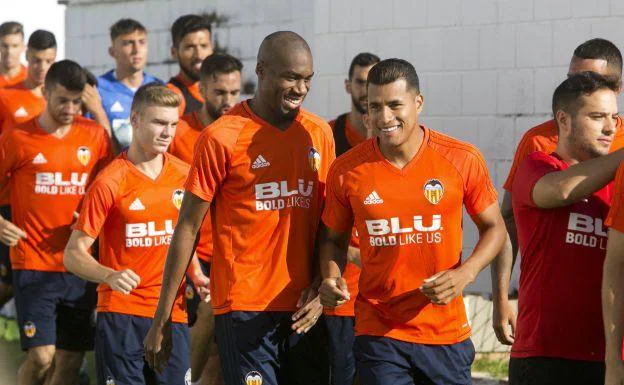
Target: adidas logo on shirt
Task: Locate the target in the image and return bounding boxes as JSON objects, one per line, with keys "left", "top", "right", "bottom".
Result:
{"left": 110, "top": 101, "right": 124, "bottom": 113}
{"left": 251, "top": 155, "right": 270, "bottom": 169}
{"left": 364, "top": 191, "right": 384, "bottom": 205}
{"left": 129, "top": 198, "right": 145, "bottom": 211}
{"left": 32, "top": 153, "right": 47, "bottom": 164}
{"left": 14, "top": 107, "right": 27, "bottom": 118}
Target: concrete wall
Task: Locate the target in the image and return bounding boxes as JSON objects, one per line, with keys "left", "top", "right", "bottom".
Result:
{"left": 65, "top": 0, "right": 624, "bottom": 292}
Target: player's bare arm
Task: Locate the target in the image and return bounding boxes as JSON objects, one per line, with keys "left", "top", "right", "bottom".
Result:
{"left": 603, "top": 228, "right": 624, "bottom": 384}
{"left": 318, "top": 223, "right": 352, "bottom": 308}
{"left": 64, "top": 230, "right": 140, "bottom": 295}
{"left": 82, "top": 83, "right": 112, "bottom": 138}
{"left": 491, "top": 191, "right": 518, "bottom": 345}
{"left": 421, "top": 202, "right": 506, "bottom": 305}
{"left": 532, "top": 148, "right": 624, "bottom": 209}
{"left": 144, "top": 191, "right": 209, "bottom": 373}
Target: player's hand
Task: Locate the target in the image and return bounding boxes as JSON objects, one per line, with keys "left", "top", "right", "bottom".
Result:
{"left": 82, "top": 84, "right": 103, "bottom": 115}
{"left": 291, "top": 286, "right": 322, "bottom": 334}
{"left": 420, "top": 268, "right": 473, "bottom": 305}
{"left": 144, "top": 320, "right": 172, "bottom": 374}
{"left": 0, "top": 218, "right": 26, "bottom": 247}
{"left": 104, "top": 269, "right": 140, "bottom": 295}
{"left": 319, "top": 277, "right": 350, "bottom": 307}
{"left": 492, "top": 298, "right": 516, "bottom": 345}
{"left": 605, "top": 361, "right": 624, "bottom": 385}
{"left": 190, "top": 271, "right": 210, "bottom": 303}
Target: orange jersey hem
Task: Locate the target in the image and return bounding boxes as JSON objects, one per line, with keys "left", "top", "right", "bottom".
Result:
{"left": 212, "top": 304, "right": 299, "bottom": 315}
{"left": 96, "top": 308, "right": 188, "bottom": 324}
{"left": 355, "top": 327, "right": 472, "bottom": 345}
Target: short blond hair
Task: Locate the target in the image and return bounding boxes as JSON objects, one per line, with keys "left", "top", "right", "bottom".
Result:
{"left": 131, "top": 83, "right": 180, "bottom": 114}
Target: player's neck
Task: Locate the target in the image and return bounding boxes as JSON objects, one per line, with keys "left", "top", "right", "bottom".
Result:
{"left": 349, "top": 108, "right": 370, "bottom": 139}
{"left": 379, "top": 125, "right": 425, "bottom": 169}
{"left": 0, "top": 64, "right": 21, "bottom": 79}
{"left": 177, "top": 70, "right": 196, "bottom": 86}
{"left": 555, "top": 143, "right": 583, "bottom": 166}
{"left": 23, "top": 78, "right": 44, "bottom": 97}
{"left": 248, "top": 97, "right": 293, "bottom": 130}
{"left": 115, "top": 67, "right": 144, "bottom": 89}
{"left": 127, "top": 144, "right": 164, "bottom": 180}
{"left": 37, "top": 112, "right": 73, "bottom": 138}
{"left": 198, "top": 105, "right": 215, "bottom": 127}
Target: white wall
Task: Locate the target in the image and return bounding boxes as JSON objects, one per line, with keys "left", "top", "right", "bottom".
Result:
{"left": 64, "top": 0, "right": 624, "bottom": 292}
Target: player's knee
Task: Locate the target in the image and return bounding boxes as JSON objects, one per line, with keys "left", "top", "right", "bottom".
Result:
{"left": 28, "top": 346, "right": 55, "bottom": 370}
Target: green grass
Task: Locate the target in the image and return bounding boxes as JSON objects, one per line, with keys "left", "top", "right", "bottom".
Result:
{"left": 472, "top": 355, "right": 509, "bottom": 379}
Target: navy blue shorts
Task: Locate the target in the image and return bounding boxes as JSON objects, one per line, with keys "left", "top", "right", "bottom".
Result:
{"left": 0, "top": 205, "right": 12, "bottom": 285}
{"left": 13, "top": 270, "right": 96, "bottom": 351}
{"left": 355, "top": 336, "right": 475, "bottom": 385}
{"left": 215, "top": 311, "right": 329, "bottom": 385}
{"left": 325, "top": 315, "right": 356, "bottom": 385}
{"left": 185, "top": 259, "right": 211, "bottom": 327}
{"left": 95, "top": 312, "right": 190, "bottom": 385}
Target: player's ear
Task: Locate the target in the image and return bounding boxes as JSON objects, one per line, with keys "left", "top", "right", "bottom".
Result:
{"left": 414, "top": 92, "right": 424, "bottom": 114}
{"left": 130, "top": 109, "right": 140, "bottom": 129}
{"left": 108, "top": 46, "right": 114, "bottom": 59}
{"left": 256, "top": 61, "right": 264, "bottom": 80}
{"left": 345, "top": 78, "right": 351, "bottom": 95}
{"left": 170, "top": 45, "right": 177, "bottom": 60}
{"left": 555, "top": 109, "right": 570, "bottom": 133}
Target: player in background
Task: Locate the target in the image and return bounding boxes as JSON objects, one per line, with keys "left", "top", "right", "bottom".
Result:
{"left": 0, "top": 21, "right": 27, "bottom": 88}
{"left": 0, "top": 60, "right": 111, "bottom": 385}
{"left": 168, "top": 52, "right": 242, "bottom": 385}
{"left": 324, "top": 51, "right": 379, "bottom": 385}
{"left": 492, "top": 38, "right": 624, "bottom": 346}
{"left": 319, "top": 59, "right": 506, "bottom": 385}
{"left": 167, "top": 14, "right": 213, "bottom": 116}
{"left": 508, "top": 73, "right": 621, "bottom": 384}
{"left": 145, "top": 31, "right": 335, "bottom": 385}
{"left": 65, "top": 84, "right": 208, "bottom": 385}
{"left": 98, "top": 18, "right": 162, "bottom": 152}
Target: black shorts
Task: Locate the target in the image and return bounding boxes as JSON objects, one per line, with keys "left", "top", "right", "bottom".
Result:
{"left": 509, "top": 356, "right": 604, "bottom": 385}
{"left": 13, "top": 270, "right": 96, "bottom": 351}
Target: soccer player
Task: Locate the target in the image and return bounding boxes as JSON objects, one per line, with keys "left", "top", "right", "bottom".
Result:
{"left": 64, "top": 84, "right": 207, "bottom": 385}
{"left": 507, "top": 72, "right": 621, "bottom": 384}
{"left": 318, "top": 59, "right": 506, "bottom": 385}
{"left": 98, "top": 19, "right": 162, "bottom": 152}
{"left": 492, "top": 38, "right": 624, "bottom": 345}
{"left": 167, "top": 14, "right": 213, "bottom": 116}
{"left": 0, "top": 21, "right": 27, "bottom": 88}
{"left": 0, "top": 60, "right": 111, "bottom": 385}
{"left": 325, "top": 51, "right": 379, "bottom": 385}
{"left": 144, "top": 31, "right": 335, "bottom": 385}
{"left": 168, "top": 52, "right": 242, "bottom": 385}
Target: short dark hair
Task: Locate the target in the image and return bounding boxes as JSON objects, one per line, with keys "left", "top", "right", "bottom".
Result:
{"left": 109, "top": 18, "right": 146, "bottom": 41}
{"left": 44, "top": 60, "right": 86, "bottom": 92}
{"left": 552, "top": 72, "right": 619, "bottom": 117}
{"left": 171, "top": 14, "right": 212, "bottom": 48}
{"left": 84, "top": 69, "right": 98, "bottom": 87}
{"left": 348, "top": 52, "right": 380, "bottom": 79}
{"left": 28, "top": 30, "right": 56, "bottom": 51}
{"left": 0, "top": 22, "right": 24, "bottom": 38}
{"left": 574, "top": 38, "right": 623, "bottom": 77}
{"left": 200, "top": 53, "right": 243, "bottom": 81}
{"left": 367, "top": 58, "right": 420, "bottom": 93}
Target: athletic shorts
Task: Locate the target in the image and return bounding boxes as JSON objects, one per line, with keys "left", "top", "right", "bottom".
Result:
{"left": 185, "top": 259, "right": 210, "bottom": 327}
{"left": 215, "top": 311, "right": 330, "bottom": 385}
{"left": 0, "top": 205, "right": 12, "bottom": 285}
{"left": 509, "top": 356, "right": 604, "bottom": 385}
{"left": 13, "top": 270, "right": 96, "bottom": 351}
{"left": 355, "top": 336, "right": 475, "bottom": 385}
{"left": 325, "top": 315, "right": 356, "bottom": 385}
{"left": 95, "top": 312, "right": 190, "bottom": 385}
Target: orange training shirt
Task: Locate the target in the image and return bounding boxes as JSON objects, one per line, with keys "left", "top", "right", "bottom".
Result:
{"left": 0, "top": 116, "right": 112, "bottom": 272}
{"left": 74, "top": 152, "right": 188, "bottom": 323}
{"left": 185, "top": 100, "right": 335, "bottom": 315}
{"left": 322, "top": 127, "right": 498, "bottom": 344}
{"left": 168, "top": 111, "right": 212, "bottom": 262}
{"left": 0, "top": 65, "right": 28, "bottom": 89}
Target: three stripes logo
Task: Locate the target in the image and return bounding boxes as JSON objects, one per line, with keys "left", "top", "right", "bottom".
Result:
{"left": 423, "top": 179, "right": 444, "bottom": 205}
{"left": 251, "top": 155, "right": 270, "bottom": 169}
{"left": 32, "top": 152, "right": 47, "bottom": 164}
{"left": 364, "top": 191, "right": 383, "bottom": 205}
{"left": 129, "top": 198, "right": 145, "bottom": 211}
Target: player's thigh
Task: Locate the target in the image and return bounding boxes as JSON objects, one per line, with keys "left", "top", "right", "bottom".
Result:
{"left": 355, "top": 335, "right": 415, "bottom": 385}
{"left": 56, "top": 273, "right": 96, "bottom": 351}
{"left": 95, "top": 313, "right": 150, "bottom": 385}
{"left": 410, "top": 338, "right": 475, "bottom": 385}
{"left": 215, "top": 311, "right": 281, "bottom": 385}
{"left": 13, "top": 270, "right": 62, "bottom": 350}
